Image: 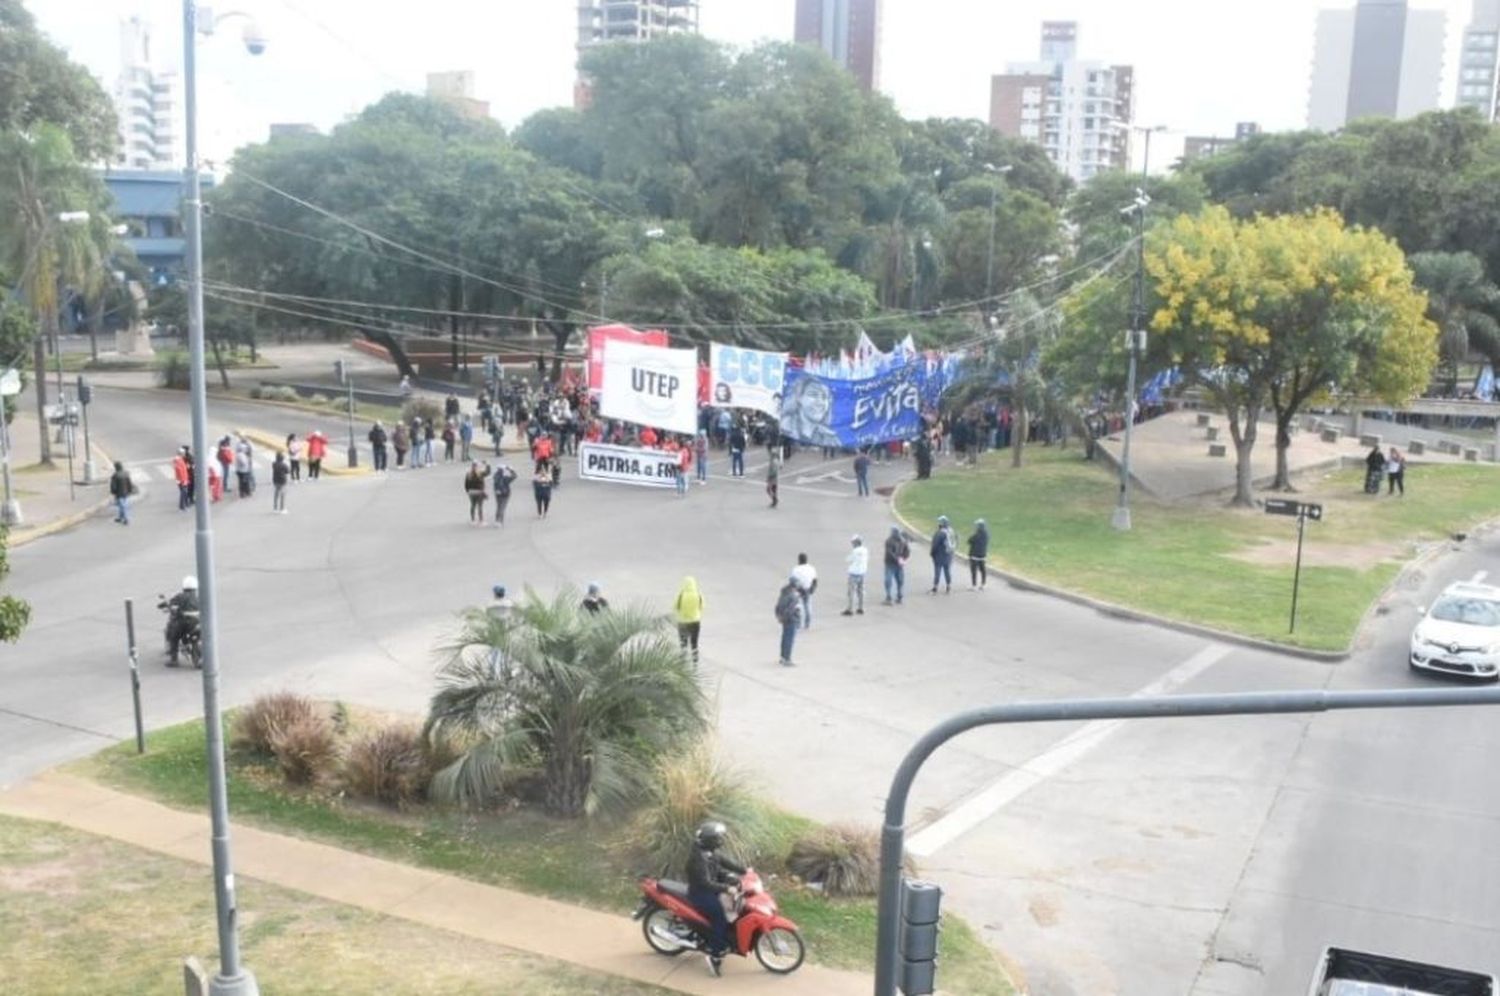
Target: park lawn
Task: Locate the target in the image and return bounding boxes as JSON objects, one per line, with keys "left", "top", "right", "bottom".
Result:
{"left": 899, "top": 447, "right": 1500, "bottom": 651}
{"left": 71, "top": 721, "right": 1014, "bottom": 996}
{"left": 0, "top": 813, "right": 669, "bottom": 996}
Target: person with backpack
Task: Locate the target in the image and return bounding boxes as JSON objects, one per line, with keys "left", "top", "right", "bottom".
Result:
{"left": 270, "top": 451, "right": 290, "bottom": 513}
{"left": 775, "top": 576, "right": 805, "bottom": 667}
{"left": 391, "top": 422, "right": 409, "bottom": 469}
{"left": 883, "top": 526, "right": 910, "bottom": 605}
{"left": 492, "top": 461, "right": 517, "bottom": 526}
{"left": 368, "top": 421, "right": 389, "bottom": 471}
{"left": 674, "top": 576, "right": 705, "bottom": 663}
{"left": 172, "top": 447, "right": 191, "bottom": 510}
{"left": 929, "top": 515, "right": 957, "bottom": 594}
{"left": 109, "top": 460, "right": 137, "bottom": 524}
{"left": 464, "top": 461, "right": 490, "bottom": 524}
{"left": 215, "top": 436, "right": 234, "bottom": 495}
{"left": 967, "top": 519, "right": 991, "bottom": 590}
{"left": 790, "top": 553, "right": 817, "bottom": 630}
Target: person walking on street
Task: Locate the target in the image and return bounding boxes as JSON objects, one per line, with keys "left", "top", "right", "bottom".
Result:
{"left": 853, "top": 450, "right": 870, "bottom": 497}
{"left": 464, "top": 461, "right": 489, "bottom": 524}
{"left": 306, "top": 430, "right": 328, "bottom": 480}
{"left": 109, "top": 461, "right": 136, "bottom": 524}
{"left": 392, "top": 423, "right": 409, "bottom": 469}
{"left": 173, "top": 447, "right": 191, "bottom": 510}
{"left": 442, "top": 420, "right": 457, "bottom": 462}
{"left": 775, "top": 576, "right": 804, "bottom": 667}
{"left": 967, "top": 519, "right": 990, "bottom": 590}
{"left": 582, "top": 582, "right": 610, "bottom": 615}
{"left": 286, "top": 433, "right": 303, "bottom": 481}
{"left": 492, "top": 461, "right": 517, "bottom": 526}
{"left": 841, "top": 535, "right": 868, "bottom": 615}
{"left": 460, "top": 414, "right": 474, "bottom": 462}
{"left": 674, "top": 576, "right": 704, "bottom": 664}
{"left": 694, "top": 431, "right": 709, "bottom": 484}
{"left": 1387, "top": 446, "right": 1406, "bottom": 496}
{"left": 883, "top": 526, "right": 910, "bottom": 605}
{"left": 271, "top": 451, "right": 289, "bottom": 513}
{"left": 729, "top": 423, "right": 746, "bottom": 477}
{"left": 533, "top": 461, "right": 554, "bottom": 518}
{"left": 368, "top": 421, "right": 388, "bottom": 471}
{"left": 790, "top": 553, "right": 817, "bottom": 630}
{"left": 766, "top": 452, "right": 780, "bottom": 508}
{"left": 930, "top": 515, "right": 957, "bottom": 594}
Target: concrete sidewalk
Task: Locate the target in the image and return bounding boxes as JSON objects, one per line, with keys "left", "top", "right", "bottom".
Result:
{"left": 0, "top": 772, "right": 871, "bottom": 995}
{"left": 3, "top": 406, "right": 114, "bottom": 547}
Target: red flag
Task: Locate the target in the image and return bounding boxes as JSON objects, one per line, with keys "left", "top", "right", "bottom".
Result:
{"left": 586, "top": 325, "right": 668, "bottom": 396}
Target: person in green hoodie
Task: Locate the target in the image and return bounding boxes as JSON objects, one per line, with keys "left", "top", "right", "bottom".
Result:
{"left": 675, "top": 576, "right": 705, "bottom": 664}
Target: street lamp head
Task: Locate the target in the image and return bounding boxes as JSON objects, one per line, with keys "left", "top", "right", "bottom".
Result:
{"left": 57, "top": 211, "right": 91, "bottom": 224}
{"left": 983, "top": 163, "right": 1014, "bottom": 175}
{"left": 241, "top": 18, "right": 268, "bottom": 56}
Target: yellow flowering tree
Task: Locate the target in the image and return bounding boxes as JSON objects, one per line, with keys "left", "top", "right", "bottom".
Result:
{"left": 1148, "top": 207, "right": 1437, "bottom": 505}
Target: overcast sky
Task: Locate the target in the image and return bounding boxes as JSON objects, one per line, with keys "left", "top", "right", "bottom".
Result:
{"left": 27, "top": 0, "right": 1484, "bottom": 170}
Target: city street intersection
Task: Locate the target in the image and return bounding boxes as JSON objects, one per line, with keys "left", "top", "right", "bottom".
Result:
{"left": 4, "top": 382, "right": 1499, "bottom": 995}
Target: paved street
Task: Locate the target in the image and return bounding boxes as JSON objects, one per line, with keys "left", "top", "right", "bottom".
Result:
{"left": 4, "top": 385, "right": 1499, "bottom": 994}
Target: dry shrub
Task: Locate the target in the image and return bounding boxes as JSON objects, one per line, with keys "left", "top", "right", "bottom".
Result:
{"left": 628, "top": 741, "right": 771, "bottom": 875}
{"left": 267, "top": 713, "right": 339, "bottom": 785}
{"left": 341, "top": 724, "right": 432, "bottom": 808}
{"left": 232, "top": 692, "right": 319, "bottom": 755}
{"left": 787, "top": 823, "right": 916, "bottom": 898}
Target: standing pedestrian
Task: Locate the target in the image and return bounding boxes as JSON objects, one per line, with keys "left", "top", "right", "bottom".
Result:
{"left": 492, "top": 461, "right": 517, "bottom": 526}
{"left": 216, "top": 436, "right": 233, "bottom": 495}
{"left": 790, "top": 553, "right": 817, "bottom": 630}
{"left": 464, "top": 461, "right": 489, "bottom": 524}
{"left": 173, "top": 447, "right": 191, "bottom": 510}
{"left": 306, "top": 430, "right": 327, "bottom": 480}
{"left": 392, "top": 422, "right": 409, "bottom": 469}
{"left": 286, "top": 433, "right": 303, "bottom": 481}
{"left": 533, "top": 460, "right": 554, "bottom": 518}
{"left": 368, "top": 421, "right": 389, "bottom": 471}
{"left": 423, "top": 419, "right": 436, "bottom": 466}
{"left": 967, "top": 519, "right": 990, "bottom": 590}
{"left": 460, "top": 414, "right": 474, "bottom": 462}
{"left": 729, "top": 422, "right": 747, "bottom": 477}
{"left": 775, "top": 576, "right": 804, "bottom": 667}
{"left": 882, "top": 526, "right": 910, "bottom": 605}
{"left": 271, "top": 450, "right": 289, "bottom": 513}
{"left": 237, "top": 434, "right": 257, "bottom": 495}
{"left": 674, "top": 576, "right": 704, "bottom": 664}
{"left": 675, "top": 444, "right": 690, "bottom": 497}
{"left": 1387, "top": 446, "right": 1406, "bottom": 496}
{"left": 853, "top": 450, "right": 870, "bottom": 497}
{"left": 442, "top": 420, "right": 457, "bottom": 462}
{"left": 841, "top": 535, "right": 868, "bottom": 615}
{"left": 444, "top": 392, "right": 461, "bottom": 424}
{"left": 694, "top": 431, "right": 709, "bottom": 484}
{"left": 109, "top": 460, "right": 136, "bottom": 524}
{"left": 408, "top": 417, "right": 424, "bottom": 468}
{"left": 929, "top": 515, "right": 957, "bottom": 594}
{"left": 232, "top": 438, "right": 252, "bottom": 498}
{"left": 766, "top": 452, "right": 780, "bottom": 509}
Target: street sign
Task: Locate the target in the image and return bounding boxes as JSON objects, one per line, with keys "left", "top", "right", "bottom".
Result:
{"left": 0, "top": 368, "right": 19, "bottom": 397}
{"left": 1265, "top": 499, "right": 1323, "bottom": 521}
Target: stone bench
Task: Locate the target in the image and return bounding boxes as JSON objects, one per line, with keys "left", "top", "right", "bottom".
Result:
{"left": 1320, "top": 428, "right": 1341, "bottom": 444}
{"left": 1196, "top": 413, "right": 1212, "bottom": 428}
{"left": 1465, "top": 447, "right": 1480, "bottom": 462}
{"left": 1206, "top": 426, "right": 1220, "bottom": 441}
{"left": 1408, "top": 440, "right": 1425, "bottom": 455}
{"left": 1358, "top": 434, "right": 1381, "bottom": 448}
{"left": 1208, "top": 443, "right": 1227, "bottom": 457}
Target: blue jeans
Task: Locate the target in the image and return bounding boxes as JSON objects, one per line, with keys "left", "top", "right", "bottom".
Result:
{"left": 800, "top": 592, "right": 812, "bottom": 629}
{"left": 690, "top": 888, "right": 731, "bottom": 955}
{"left": 884, "top": 563, "right": 904, "bottom": 602}
{"left": 114, "top": 495, "right": 129, "bottom": 523}
{"left": 730, "top": 450, "right": 744, "bottom": 476}
{"left": 856, "top": 470, "right": 869, "bottom": 496}
{"left": 779, "top": 619, "right": 798, "bottom": 663}
{"left": 675, "top": 471, "right": 688, "bottom": 495}
{"left": 696, "top": 458, "right": 708, "bottom": 482}
{"left": 932, "top": 557, "right": 952, "bottom": 590}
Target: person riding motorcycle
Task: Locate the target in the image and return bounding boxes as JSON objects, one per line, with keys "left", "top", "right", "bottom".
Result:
{"left": 162, "top": 575, "right": 200, "bottom": 664}
{"left": 687, "top": 820, "right": 746, "bottom": 975}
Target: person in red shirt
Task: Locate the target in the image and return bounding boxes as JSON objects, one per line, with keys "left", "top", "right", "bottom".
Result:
{"left": 532, "top": 433, "right": 555, "bottom": 466}
{"left": 639, "top": 426, "right": 658, "bottom": 448}
{"left": 306, "top": 430, "right": 328, "bottom": 479}
{"left": 675, "top": 444, "right": 690, "bottom": 497}
{"left": 172, "top": 448, "right": 191, "bottom": 510}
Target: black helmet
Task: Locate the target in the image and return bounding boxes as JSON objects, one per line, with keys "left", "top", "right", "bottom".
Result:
{"left": 694, "top": 820, "right": 727, "bottom": 850}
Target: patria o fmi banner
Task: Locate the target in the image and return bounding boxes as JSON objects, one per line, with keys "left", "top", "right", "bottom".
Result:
{"left": 708, "top": 343, "right": 788, "bottom": 417}
{"left": 599, "top": 339, "right": 700, "bottom": 435}
{"left": 577, "top": 441, "right": 680, "bottom": 489}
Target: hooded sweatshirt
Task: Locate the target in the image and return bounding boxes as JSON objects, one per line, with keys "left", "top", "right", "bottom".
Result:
{"left": 675, "top": 577, "right": 704, "bottom": 624}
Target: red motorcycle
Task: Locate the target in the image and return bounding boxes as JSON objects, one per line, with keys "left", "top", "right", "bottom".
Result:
{"left": 633, "top": 868, "right": 806, "bottom": 974}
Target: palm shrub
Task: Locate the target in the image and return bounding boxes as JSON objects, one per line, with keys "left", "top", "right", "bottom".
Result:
{"left": 232, "top": 692, "right": 319, "bottom": 755}
{"left": 787, "top": 824, "right": 916, "bottom": 897}
{"left": 629, "top": 739, "right": 772, "bottom": 875}
{"left": 341, "top": 723, "right": 431, "bottom": 808}
{"left": 424, "top": 587, "right": 706, "bottom": 818}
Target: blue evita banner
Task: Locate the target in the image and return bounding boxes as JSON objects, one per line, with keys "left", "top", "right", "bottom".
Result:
{"left": 780, "top": 365, "right": 942, "bottom": 447}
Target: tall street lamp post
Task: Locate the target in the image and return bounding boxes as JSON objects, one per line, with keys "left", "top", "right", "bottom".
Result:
{"left": 1111, "top": 125, "right": 1166, "bottom": 533}
{"left": 181, "top": 4, "right": 265, "bottom": 994}
{"left": 982, "top": 164, "right": 1013, "bottom": 319}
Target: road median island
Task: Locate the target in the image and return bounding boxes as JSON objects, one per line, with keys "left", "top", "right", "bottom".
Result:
{"left": 63, "top": 717, "right": 1016, "bottom": 996}
{"left": 897, "top": 447, "right": 1500, "bottom": 653}
{"left": 0, "top": 810, "right": 673, "bottom": 995}
{"left": 238, "top": 427, "right": 372, "bottom": 477}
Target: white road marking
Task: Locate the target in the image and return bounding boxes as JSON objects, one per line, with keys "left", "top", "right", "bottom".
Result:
{"left": 157, "top": 465, "right": 178, "bottom": 481}
{"left": 129, "top": 470, "right": 150, "bottom": 486}
{"left": 906, "top": 642, "right": 1235, "bottom": 858}
{"left": 1472, "top": 570, "right": 1489, "bottom": 584}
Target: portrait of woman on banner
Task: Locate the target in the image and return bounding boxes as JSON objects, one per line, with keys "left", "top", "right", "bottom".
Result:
{"left": 778, "top": 374, "right": 844, "bottom": 448}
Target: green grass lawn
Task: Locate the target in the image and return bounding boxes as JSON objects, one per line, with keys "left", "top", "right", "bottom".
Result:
{"left": 72, "top": 721, "right": 1014, "bottom": 995}
{"left": 0, "top": 813, "right": 670, "bottom": 995}
{"left": 899, "top": 447, "right": 1500, "bottom": 651}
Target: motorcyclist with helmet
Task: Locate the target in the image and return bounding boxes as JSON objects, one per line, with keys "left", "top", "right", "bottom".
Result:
{"left": 687, "top": 820, "right": 745, "bottom": 976}
{"left": 162, "top": 575, "right": 200, "bottom": 665}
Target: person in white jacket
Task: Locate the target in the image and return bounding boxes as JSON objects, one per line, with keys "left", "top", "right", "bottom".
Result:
{"left": 841, "top": 535, "right": 869, "bottom": 616}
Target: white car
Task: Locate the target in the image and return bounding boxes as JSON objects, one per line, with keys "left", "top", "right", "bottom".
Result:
{"left": 1409, "top": 581, "right": 1500, "bottom": 680}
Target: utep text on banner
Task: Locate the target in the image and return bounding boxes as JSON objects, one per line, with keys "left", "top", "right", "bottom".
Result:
{"left": 586, "top": 325, "right": 668, "bottom": 396}
{"left": 779, "top": 364, "right": 941, "bottom": 447}
{"left": 599, "top": 340, "right": 700, "bottom": 434}
{"left": 578, "top": 441, "right": 679, "bottom": 489}
{"left": 709, "top": 343, "right": 788, "bottom": 416}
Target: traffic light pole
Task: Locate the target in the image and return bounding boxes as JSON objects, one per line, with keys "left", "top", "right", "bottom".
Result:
{"left": 873, "top": 685, "right": 1500, "bottom": 996}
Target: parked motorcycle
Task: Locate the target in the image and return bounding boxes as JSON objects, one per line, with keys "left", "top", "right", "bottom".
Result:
{"left": 633, "top": 868, "right": 805, "bottom": 974}
{"left": 156, "top": 594, "right": 202, "bottom": 669}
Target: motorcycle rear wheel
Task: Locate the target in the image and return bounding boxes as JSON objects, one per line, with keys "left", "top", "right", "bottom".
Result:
{"left": 642, "top": 907, "right": 690, "bottom": 957}
{"left": 754, "top": 927, "right": 805, "bottom": 974}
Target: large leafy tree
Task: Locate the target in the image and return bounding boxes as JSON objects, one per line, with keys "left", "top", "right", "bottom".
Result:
{"left": 1408, "top": 251, "right": 1500, "bottom": 393}
{"left": 0, "top": 523, "right": 27, "bottom": 643}
{"left": 1148, "top": 207, "right": 1437, "bottom": 504}
{"left": 424, "top": 588, "right": 706, "bottom": 819}
{"left": 0, "top": 0, "right": 117, "bottom": 162}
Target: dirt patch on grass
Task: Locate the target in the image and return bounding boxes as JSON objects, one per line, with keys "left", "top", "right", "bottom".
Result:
{"left": 1227, "top": 536, "right": 1408, "bottom": 569}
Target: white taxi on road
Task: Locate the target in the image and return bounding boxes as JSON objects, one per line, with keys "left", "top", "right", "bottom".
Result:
{"left": 1409, "top": 581, "right": 1500, "bottom": 680}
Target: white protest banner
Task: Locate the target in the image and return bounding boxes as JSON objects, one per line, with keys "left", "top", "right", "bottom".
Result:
{"left": 577, "top": 441, "right": 679, "bottom": 489}
{"left": 708, "top": 343, "right": 788, "bottom": 416}
{"left": 599, "top": 339, "right": 699, "bottom": 434}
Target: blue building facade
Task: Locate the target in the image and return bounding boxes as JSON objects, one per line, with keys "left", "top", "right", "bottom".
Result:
{"left": 98, "top": 168, "right": 213, "bottom": 286}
